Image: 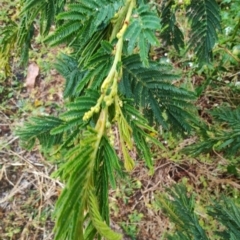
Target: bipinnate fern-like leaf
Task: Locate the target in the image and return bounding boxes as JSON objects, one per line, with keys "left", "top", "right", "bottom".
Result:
{"left": 208, "top": 197, "right": 240, "bottom": 239}
{"left": 124, "top": 3, "right": 161, "bottom": 66}
{"left": 45, "top": 21, "right": 82, "bottom": 46}
{"left": 57, "top": 0, "right": 122, "bottom": 28}
{"left": 211, "top": 107, "right": 240, "bottom": 127}
{"left": 88, "top": 187, "right": 122, "bottom": 240}
{"left": 16, "top": 90, "right": 100, "bottom": 153}
{"left": 52, "top": 122, "right": 123, "bottom": 239}
{"left": 159, "top": 0, "right": 221, "bottom": 63}
{"left": 158, "top": 184, "right": 240, "bottom": 240}
{"left": 45, "top": 1, "right": 123, "bottom": 47}
{"left": 16, "top": 116, "right": 64, "bottom": 150}
{"left": 0, "top": 0, "right": 67, "bottom": 73}
{"left": 21, "top": 0, "right": 66, "bottom": 35}
{"left": 184, "top": 107, "right": 240, "bottom": 157}
{"left": 167, "top": 233, "right": 191, "bottom": 240}
{"left": 55, "top": 48, "right": 113, "bottom": 99}
{"left": 122, "top": 100, "right": 165, "bottom": 172}
{"left": 187, "top": 0, "right": 221, "bottom": 64}
{"left": 102, "top": 136, "right": 122, "bottom": 189}
{"left": 160, "top": 0, "right": 184, "bottom": 52}
{"left": 121, "top": 55, "right": 196, "bottom": 133}
{"left": 53, "top": 130, "right": 98, "bottom": 240}
{"left": 50, "top": 89, "right": 100, "bottom": 137}
{"left": 158, "top": 184, "right": 208, "bottom": 240}
{"left": 17, "top": 105, "right": 123, "bottom": 240}
{"left": 0, "top": 21, "right": 18, "bottom": 75}
{"left": 54, "top": 54, "right": 84, "bottom": 98}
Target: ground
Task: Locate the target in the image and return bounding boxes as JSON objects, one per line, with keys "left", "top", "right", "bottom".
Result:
{"left": 0, "top": 66, "right": 64, "bottom": 239}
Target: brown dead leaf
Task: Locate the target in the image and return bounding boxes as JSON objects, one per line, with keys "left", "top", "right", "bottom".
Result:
{"left": 25, "top": 63, "right": 40, "bottom": 90}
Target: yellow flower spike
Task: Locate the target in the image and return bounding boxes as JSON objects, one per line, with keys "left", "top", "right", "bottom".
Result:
{"left": 111, "top": 13, "right": 119, "bottom": 24}
{"left": 122, "top": 144, "right": 135, "bottom": 171}
{"left": 82, "top": 0, "right": 136, "bottom": 123}
{"left": 94, "top": 106, "right": 100, "bottom": 113}
{"left": 101, "top": 76, "right": 111, "bottom": 92}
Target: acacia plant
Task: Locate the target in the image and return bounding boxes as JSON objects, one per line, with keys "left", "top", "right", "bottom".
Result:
{"left": 158, "top": 184, "right": 240, "bottom": 240}
{"left": 0, "top": 0, "right": 221, "bottom": 239}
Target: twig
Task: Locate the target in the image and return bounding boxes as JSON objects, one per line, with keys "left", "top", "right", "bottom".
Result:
{"left": 0, "top": 173, "right": 26, "bottom": 204}
{"left": 26, "top": 169, "right": 64, "bottom": 188}
{"left": 0, "top": 136, "right": 19, "bottom": 149}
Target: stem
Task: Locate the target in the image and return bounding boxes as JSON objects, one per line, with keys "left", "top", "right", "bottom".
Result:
{"left": 89, "top": 108, "right": 108, "bottom": 185}
{"left": 83, "top": 0, "right": 136, "bottom": 121}
{"left": 214, "top": 45, "right": 240, "bottom": 62}
{"left": 101, "top": 0, "right": 135, "bottom": 92}
{"left": 110, "top": 0, "right": 132, "bottom": 42}
{"left": 95, "top": 108, "right": 108, "bottom": 137}
{"left": 77, "top": 108, "right": 107, "bottom": 240}
{"left": 230, "top": 17, "right": 240, "bottom": 43}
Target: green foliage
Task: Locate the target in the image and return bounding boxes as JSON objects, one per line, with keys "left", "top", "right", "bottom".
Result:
{"left": 0, "top": 0, "right": 66, "bottom": 74}
{"left": 52, "top": 124, "right": 123, "bottom": 240}
{"left": 120, "top": 210, "right": 143, "bottom": 238}
{"left": 54, "top": 54, "right": 84, "bottom": 98}
{"left": 184, "top": 107, "right": 240, "bottom": 157}
{"left": 160, "top": 0, "right": 184, "bottom": 52}
{"left": 208, "top": 197, "right": 240, "bottom": 239}
{"left": 186, "top": 0, "right": 221, "bottom": 64}
{"left": 160, "top": 0, "right": 221, "bottom": 64}
{"left": 21, "top": 0, "right": 66, "bottom": 36}
{"left": 121, "top": 55, "right": 196, "bottom": 133}
{"left": 158, "top": 184, "right": 240, "bottom": 240}
{"left": 0, "top": 20, "right": 18, "bottom": 75}
{"left": 16, "top": 116, "right": 64, "bottom": 150}
{"left": 122, "top": 99, "right": 165, "bottom": 172}
{"left": 44, "top": 0, "right": 123, "bottom": 61}
{"left": 158, "top": 184, "right": 208, "bottom": 240}
{"left": 124, "top": 4, "right": 161, "bottom": 66}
